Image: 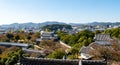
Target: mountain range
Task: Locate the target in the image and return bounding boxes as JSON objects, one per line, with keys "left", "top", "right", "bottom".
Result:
{"left": 0, "top": 21, "right": 66, "bottom": 28}
{"left": 0, "top": 21, "right": 120, "bottom": 28}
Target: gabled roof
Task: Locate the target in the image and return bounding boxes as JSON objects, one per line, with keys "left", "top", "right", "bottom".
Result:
{"left": 94, "top": 34, "right": 112, "bottom": 45}
{"left": 41, "top": 31, "right": 54, "bottom": 37}
{"left": 80, "top": 46, "right": 94, "bottom": 59}
{"left": 80, "top": 46, "right": 93, "bottom": 54}
{"left": 94, "top": 34, "right": 111, "bottom": 41}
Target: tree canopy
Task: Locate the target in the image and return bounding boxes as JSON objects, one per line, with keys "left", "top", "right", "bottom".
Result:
{"left": 42, "top": 24, "right": 72, "bottom": 32}
{"left": 57, "top": 30, "right": 95, "bottom": 59}
{"left": 104, "top": 27, "right": 120, "bottom": 39}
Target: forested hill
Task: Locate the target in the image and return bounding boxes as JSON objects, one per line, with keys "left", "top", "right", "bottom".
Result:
{"left": 42, "top": 24, "right": 72, "bottom": 31}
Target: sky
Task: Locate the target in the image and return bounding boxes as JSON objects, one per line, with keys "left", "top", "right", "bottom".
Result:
{"left": 0, "top": 0, "right": 120, "bottom": 25}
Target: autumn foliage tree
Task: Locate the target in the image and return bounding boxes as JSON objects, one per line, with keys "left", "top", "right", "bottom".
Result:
{"left": 0, "top": 46, "right": 22, "bottom": 65}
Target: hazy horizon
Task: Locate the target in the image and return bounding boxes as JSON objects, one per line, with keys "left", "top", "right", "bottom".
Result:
{"left": 1, "top": 21, "right": 120, "bottom": 26}
{"left": 0, "top": 0, "right": 120, "bottom": 25}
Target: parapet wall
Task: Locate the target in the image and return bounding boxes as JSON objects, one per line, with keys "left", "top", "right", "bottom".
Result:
{"left": 20, "top": 57, "right": 107, "bottom": 65}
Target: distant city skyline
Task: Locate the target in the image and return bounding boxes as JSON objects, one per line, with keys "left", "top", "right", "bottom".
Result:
{"left": 0, "top": 0, "right": 120, "bottom": 25}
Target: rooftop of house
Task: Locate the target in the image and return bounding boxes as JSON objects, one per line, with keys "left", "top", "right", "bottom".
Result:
{"left": 80, "top": 46, "right": 94, "bottom": 59}
{"left": 41, "top": 31, "right": 54, "bottom": 36}
{"left": 94, "top": 34, "right": 112, "bottom": 45}
{"left": 94, "top": 34, "right": 111, "bottom": 41}
{"left": 80, "top": 46, "right": 94, "bottom": 54}
{"left": 80, "top": 36, "right": 114, "bottom": 59}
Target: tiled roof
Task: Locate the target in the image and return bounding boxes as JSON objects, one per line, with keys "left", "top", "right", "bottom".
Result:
{"left": 94, "top": 34, "right": 111, "bottom": 41}
{"left": 80, "top": 46, "right": 93, "bottom": 54}
{"left": 94, "top": 34, "right": 112, "bottom": 45}
{"left": 19, "top": 57, "right": 107, "bottom": 65}
{"left": 0, "top": 42, "right": 30, "bottom": 48}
